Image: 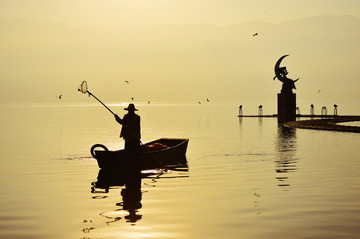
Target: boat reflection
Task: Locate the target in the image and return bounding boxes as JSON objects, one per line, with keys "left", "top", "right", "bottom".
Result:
{"left": 275, "top": 124, "right": 298, "bottom": 189}
{"left": 89, "top": 158, "right": 188, "bottom": 227}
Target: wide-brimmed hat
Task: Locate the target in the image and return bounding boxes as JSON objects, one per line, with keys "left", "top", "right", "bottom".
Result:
{"left": 124, "top": 103, "right": 138, "bottom": 111}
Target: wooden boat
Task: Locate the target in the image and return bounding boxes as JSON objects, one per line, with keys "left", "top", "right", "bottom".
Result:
{"left": 91, "top": 138, "right": 189, "bottom": 170}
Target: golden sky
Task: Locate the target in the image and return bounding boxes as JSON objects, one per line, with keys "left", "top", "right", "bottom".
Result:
{"left": 1, "top": 0, "right": 360, "bottom": 28}
{"left": 1, "top": 0, "right": 360, "bottom": 106}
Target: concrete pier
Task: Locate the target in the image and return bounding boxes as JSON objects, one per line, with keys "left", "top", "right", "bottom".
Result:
{"left": 237, "top": 114, "right": 360, "bottom": 133}
{"left": 284, "top": 116, "right": 360, "bottom": 133}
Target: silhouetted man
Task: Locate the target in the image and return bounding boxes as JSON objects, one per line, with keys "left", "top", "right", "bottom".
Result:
{"left": 115, "top": 103, "right": 141, "bottom": 152}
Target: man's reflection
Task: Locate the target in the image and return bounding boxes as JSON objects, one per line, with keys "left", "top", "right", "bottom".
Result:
{"left": 119, "top": 187, "right": 142, "bottom": 222}
{"left": 118, "top": 170, "right": 142, "bottom": 223}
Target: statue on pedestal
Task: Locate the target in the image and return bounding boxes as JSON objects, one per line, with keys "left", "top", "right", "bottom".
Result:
{"left": 274, "top": 55, "right": 299, "bottom": 122}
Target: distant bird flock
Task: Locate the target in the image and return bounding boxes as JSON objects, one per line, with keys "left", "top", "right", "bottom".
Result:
{"left": 58, "top": 78, "right": 213, "bottom": 105}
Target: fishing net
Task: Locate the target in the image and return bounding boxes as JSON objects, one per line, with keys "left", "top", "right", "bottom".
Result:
{"left": 78, "top": 81, "right": 88, "bottom": 94}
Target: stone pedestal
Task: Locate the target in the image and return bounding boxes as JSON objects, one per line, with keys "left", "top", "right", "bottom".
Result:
{"left": 278, "top": 93, "right": 296, "bottom": 122}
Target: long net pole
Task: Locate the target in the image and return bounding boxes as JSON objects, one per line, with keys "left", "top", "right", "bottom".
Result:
{"left": 78, "top": 81, "right": 115, "bottom": 116}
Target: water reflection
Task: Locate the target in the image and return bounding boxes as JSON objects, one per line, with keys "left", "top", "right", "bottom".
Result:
{"left": 117, "top": 171, "right": 143, "bottom": 223}
{"left": 86, "top": 160, "right": 188, "bottom": 232}
{"left": 275, "top": 124, "right": 298, "bottom": 189}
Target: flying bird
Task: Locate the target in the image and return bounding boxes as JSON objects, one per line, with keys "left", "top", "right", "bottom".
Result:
{"left": 131, "top": 97, "right": 134, "bottom": 101}
{"left": 125, "top": 80, "right": 129, "bottom": 84}
{"left": 206, "top": 98, "right": 210, "bottom": 102}
{"left": 198, "top": 102, "right": 201, "bottom": 105}
{"left": 253, "top": 33, "right": 258, "bottom": 37}
{"left": 58, "top": 95, "right": 62, "bottom": 99}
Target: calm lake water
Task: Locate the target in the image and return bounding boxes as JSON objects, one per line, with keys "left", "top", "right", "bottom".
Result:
{"left": 0, "top": 102, "right": 360, "bottom": 239}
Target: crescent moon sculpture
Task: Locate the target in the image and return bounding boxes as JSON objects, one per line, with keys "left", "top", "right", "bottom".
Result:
{"left": 273, "top": 54, "right": 298, "bottom": 93}
{"left": 274, "top": 54, "right": 289, "bottom": 82}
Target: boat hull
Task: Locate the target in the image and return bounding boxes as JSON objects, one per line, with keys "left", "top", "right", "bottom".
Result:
{"left": 91, "top": 138, "right": 189, "bottom": 170}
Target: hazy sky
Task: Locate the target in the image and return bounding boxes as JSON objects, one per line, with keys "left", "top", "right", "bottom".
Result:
{"left": 1, "top": 0, "right": 360, "bottom": 108}
{"left": 1, "top": 0, "right": 360, "bottom": 28}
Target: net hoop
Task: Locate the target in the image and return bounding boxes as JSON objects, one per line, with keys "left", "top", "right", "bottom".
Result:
{"left": 78, "top": 81, "right": 88, "bottom": 94}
